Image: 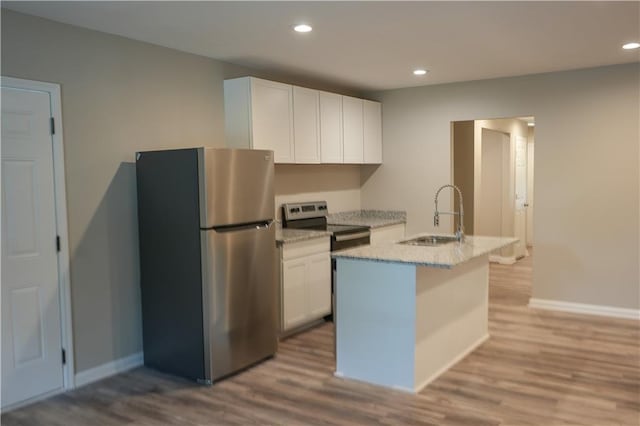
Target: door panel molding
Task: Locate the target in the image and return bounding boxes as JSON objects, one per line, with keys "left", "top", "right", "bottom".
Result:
{"left": 1, "top": 77, "right": 74, "bottom": 403}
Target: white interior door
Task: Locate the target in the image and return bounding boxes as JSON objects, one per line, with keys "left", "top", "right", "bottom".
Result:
{"left": 513, "top": 135, "right": 528, "bottom": 258}
{"left": 1, "top": 86, "right": 64, "bottom": 408}
{"left": 477, "top": 129, "right": 504, "bottom": 237}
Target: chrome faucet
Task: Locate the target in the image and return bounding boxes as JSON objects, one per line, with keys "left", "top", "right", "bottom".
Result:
{"left": 434, "top": 184, "right": 465, "bottom": 242}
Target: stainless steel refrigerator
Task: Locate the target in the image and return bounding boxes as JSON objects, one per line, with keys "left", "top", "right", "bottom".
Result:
{"left": 135, "top": 147, "right": 277, "bottom": 383}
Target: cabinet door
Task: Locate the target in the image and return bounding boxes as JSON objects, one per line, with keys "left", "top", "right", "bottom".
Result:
{"left": 342, "top": 96, "right": 364, "bottom": 163}
{"left": 319, "top": 91, "right": 343, "bottom": 163}
{"left": 251, "top": 79, "right": 294, "bottom": 163}
{"left": 293, "top": 86, "right": 320, "bottom": 163}
{"left": 363, "top": 100, "right": 382, "bottom": 164}
{"left": 306, "top": 253, "right": 332, "bottom": 318}
{"left": 282, "top": 259, "right": 308, "bottom": 330}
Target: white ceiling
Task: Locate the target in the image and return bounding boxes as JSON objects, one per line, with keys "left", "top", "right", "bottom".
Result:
{"left": 4, "top": 1, "right": 640, "bottom": 91}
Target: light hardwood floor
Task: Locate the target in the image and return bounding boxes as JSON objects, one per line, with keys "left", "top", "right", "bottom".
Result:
{"left": 3, "top": 252, "right": 639, "bottom": 425}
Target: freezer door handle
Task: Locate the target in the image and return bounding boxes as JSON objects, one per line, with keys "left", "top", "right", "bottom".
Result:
{"left": 202, "top": 220, "right": 273, "bottom": 233}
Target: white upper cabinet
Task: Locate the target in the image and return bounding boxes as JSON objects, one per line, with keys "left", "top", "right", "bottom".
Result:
{"left": 342, "top": 96, "right": 364, "bottom": 163}
{"left": 319, "top": 91, "right": 343, "bottom": 163}
{"left": 224, "top": 77, "right": 295, "bottom": 163}
{"left": 363, "top": 100, "right": 382, "bottom": 164}
{"left": 224, "top": 76, "right": 382, "bottom": 165}
{"left": 293, "top": 86, "right": 320, "bottom": 163}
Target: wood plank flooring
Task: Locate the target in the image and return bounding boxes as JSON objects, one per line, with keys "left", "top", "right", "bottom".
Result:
{"left": 3, "top": 252, "right": 639, "bottom": 425}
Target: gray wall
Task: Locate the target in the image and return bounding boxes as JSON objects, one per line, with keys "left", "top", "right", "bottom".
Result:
{"left": 363, "top": 63, "right": 640, "bottom": 310}
{"left": 1, "top": 10, "right": 228, "bottom": 373}
{"left": 4, "top": 8, "right": 638, "bottom": 377}
{"left": 1, "top": 9, "right": 363, "bottom": 374}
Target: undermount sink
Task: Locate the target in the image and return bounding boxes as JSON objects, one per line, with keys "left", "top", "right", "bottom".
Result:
{"left": 399, "top": 235, "right": 459, "bottom": 246}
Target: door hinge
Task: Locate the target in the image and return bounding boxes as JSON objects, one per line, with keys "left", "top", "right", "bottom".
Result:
{"left": 50, "top": 117, "right": 55, "bottom": 135}
{"left": 62, "top": 349, "right": 66, "bottom": 365}
{"left": 56, "top": 236, "right": 61, "bottom": 252}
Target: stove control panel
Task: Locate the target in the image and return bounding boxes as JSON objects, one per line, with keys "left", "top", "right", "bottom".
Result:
{"left": 282, "top": 201, "right": 328, "bottom": 222}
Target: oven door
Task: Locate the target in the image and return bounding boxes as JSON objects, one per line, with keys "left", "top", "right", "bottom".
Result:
{"left": 332, "top": 231, "right": 370, "bottom": 251}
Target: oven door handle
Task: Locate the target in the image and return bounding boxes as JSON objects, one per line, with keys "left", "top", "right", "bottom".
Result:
{"left": 334, "top": 231, "right": 371, "bottom": 242}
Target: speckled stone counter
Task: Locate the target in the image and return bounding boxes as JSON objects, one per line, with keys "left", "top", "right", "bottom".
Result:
{"left": 327, "top": 210, "right": 406, "bottom": 229}
{"left": 332, "top": 234, "right": 517, "bottom": 268}
{"left": 275, "top": 226, "right": 330, "bottom": 245}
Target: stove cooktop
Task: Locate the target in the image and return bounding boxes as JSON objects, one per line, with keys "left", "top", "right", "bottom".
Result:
{"left": 281, "top": 201, "right": 370, "bottom": 236}
{"left": 296, "top": 223, "right": 370, "bottom": 236}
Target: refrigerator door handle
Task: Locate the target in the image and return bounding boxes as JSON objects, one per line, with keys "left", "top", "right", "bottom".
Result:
{"left": 203, "top": 220, "right": 273, "bottom": 233}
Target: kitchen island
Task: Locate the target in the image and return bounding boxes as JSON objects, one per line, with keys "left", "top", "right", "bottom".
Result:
{"left": 331, "top": 234, "right": 517, "bottom": 393}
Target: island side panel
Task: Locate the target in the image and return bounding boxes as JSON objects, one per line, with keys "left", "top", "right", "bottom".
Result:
{"left": 335, "top": 258, "right": 416, "bottom": 391}
{"left": 414, "top": 255, "right": 490, "bottom": 391}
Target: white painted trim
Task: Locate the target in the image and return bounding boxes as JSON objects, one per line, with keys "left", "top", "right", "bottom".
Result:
{"left": 74, "top": 352, "right": 144, "bottom": 388}
{"left": 529, "top": 298, "right": 640, "bottom": 320}
{"left": 1, "top": 77, "right": 75, "bottom": 391}
{"left": 414, "top": 333, "right": 489, "bottom": 393}
{"left": 489, "top": 254, "right": 516, "bottom": 265}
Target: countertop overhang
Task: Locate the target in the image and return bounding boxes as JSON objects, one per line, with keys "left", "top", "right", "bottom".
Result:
{"left": 331, "top": 234, "right": 518, "bottom": 268}
{"left": 275, "top": 226, "right": 331, "bottom": 245}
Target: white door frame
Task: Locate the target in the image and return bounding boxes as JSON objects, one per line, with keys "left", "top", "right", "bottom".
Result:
{"left": 1, "top": 76, "right": 75, "bottom": 393}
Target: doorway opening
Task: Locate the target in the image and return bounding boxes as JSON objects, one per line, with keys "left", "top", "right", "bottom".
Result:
{"left": 451, "top": 117, "right": 535, "bottom": 264}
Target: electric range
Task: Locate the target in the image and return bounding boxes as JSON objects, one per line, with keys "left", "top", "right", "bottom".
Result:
{"left": 281, "top": 201, "right": 371, "bottom": 322}
{"left": 281, "top": 201, "right": 371, "bottom": 250}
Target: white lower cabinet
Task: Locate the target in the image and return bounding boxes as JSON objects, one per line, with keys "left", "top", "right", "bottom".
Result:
{"left": 306, "top": 253, "right": 332, "bottom": 317}
{"left": 281, "top": 238, "right": 331, "bottom": 333}
{"left": 369, "top": 223, "right": 406, "bottom": 245}
{"left": 282, "top": 259, "right": 308, "bottom": 330}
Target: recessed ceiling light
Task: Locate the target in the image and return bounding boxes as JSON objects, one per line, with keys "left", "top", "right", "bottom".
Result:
{"left": 623, "top": 42, "right": 640, "bottom": 50}
{"left": 294, "top": 24, "right": 312, "bottom": 33}
{"left": 413, "top": 69, "right": 428, "bottom": 76}
{"left": 527, "top": 122, "right": 535, "bottom": 127}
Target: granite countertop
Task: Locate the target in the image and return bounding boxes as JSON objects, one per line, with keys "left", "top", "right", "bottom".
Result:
{"left": 327, "top": 210, "right": 406, "bottom": 229}
{"left": 332, "top": 234, "right": 518, "bottom": 269}
{"left": 275, "top": 226, "right": 331, "bottom": 245}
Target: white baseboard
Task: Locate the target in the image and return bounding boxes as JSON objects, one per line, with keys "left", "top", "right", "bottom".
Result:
{"left": 489, "top": 255, "right": 516, "bottom": 265}
{"left": 414, "top": 333, "right": 490, "bottom": 393}
{"left": 529, "top": 298, "right": 640, "bottom": 320}
{"left": 1, "top": 387, "right": 65, "bottom": 413}
{"left": 74, "top": 352, "right": 144, "bottom": 388}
